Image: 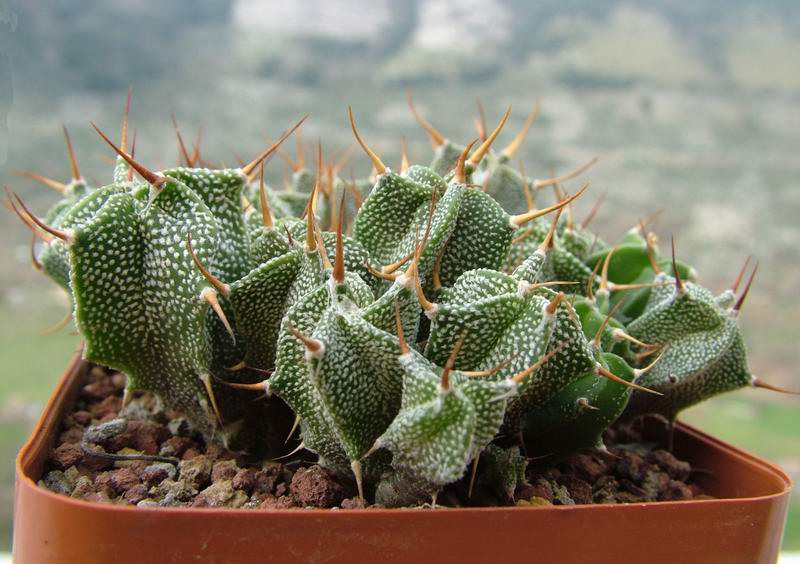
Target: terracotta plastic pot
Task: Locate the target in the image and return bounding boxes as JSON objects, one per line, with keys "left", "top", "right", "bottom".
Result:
{"left": 14, "top": 353, "right": 793, "bottom": 564}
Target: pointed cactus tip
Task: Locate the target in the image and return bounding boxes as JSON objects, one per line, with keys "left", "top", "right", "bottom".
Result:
{"left": 733, "top": 261, "right": 759, "bottom": 313}
{"left": 406, "top": 90, "right": 445, "bottom": 147}
{"left": 475, "top": 98, "right": 487, "bottom": 141}
{"left": 469, "top": 105, "right": 511, "bottom": 166}
{"left": 405, "top": 215, "right": 437, "bottom": 313}
{"left": 220, "top": 378, "right": 271, "bottom": 393}
{"left": 432, "top": 244, "right": 446, "bottom": 291}
{"left": 670, "top": 237, "right": 685, "bottom": 295}
{"left": 61, "top": 125, "right": 82, "bottom": 182}
{"left": 242, "top": 114, "right": 309, "bottom": 178}
{"left": 14, "top": 171, "right": 67, "bottom": 193}
{"left": 592, "top": 299, "right": 625, "bottom": 348}
{"left": 533, "top": 157, "right": 598, "bottom": 189}
{"left": 277, "top": 148, "right": 300, "bottom": 172}
{"left": 348, "top": 107, "right": 386, "bottom": 174}
{"left": 304, "top": 159, "right": 320, "bottom": 253}
{"left": 186, "top": 232, "right": 229, "bottom": 297}
{"left": 286, "top": 324, "right": 324, "bottom": 356}
{"left": 394, "top": 299, "right": 410, "bottom": 355}
{"left": 752, "top": 377, "right": 800, "bottom": 395}
{"left": 120, "top": 86, "right": 133, "bottom": 153}
{"left": 200, "top": 288, "right": 235, "bottom": 344}
{"left": 91, "top": 121, "right": 166, "bottom": 187}
{"left": 413, "top": 267, "right": 436, "bottom": 314}
{"left": 295, "top": 126, "right": 306, "bottom": 170}
{"left": 502, "top": 99, "right": 541, "bottom": 158}
{"left": 29, "top": 234, "right": 43, "bottom": 271}
{"left": 600, "top": 245, "right": 617, "bottom": 292}
{"left": 270, "top": 441, "right": 306, "bottom": 462}
{"left": 189, "top": 127, "right": 203, "bottom": 166}
{"left": 8, "top": 190, "right": 71, "bottom": 243}
{"left": 731, "top": 255, "right": 753, "bottom": 294}
{"left": 399, "top": 135, "right": 410, "bottom": 173}
{"left": 366, "top": 262, "right": 399, "bottom": 281}
{"left": 596, "top": 365, "right": 663, "bottom": 395}
{"left": 538, "top": 207, "right": 563, "bottom": 253}
{"left": 258, "top": 165, "right": 274, "bottom": 229}
{"left": 581, "top": 189, "right": 607, "bottom": 229}
{"left": 170, "top": 113, "right": 192, "bottom": 166}
{"left": 586, "top": 260, "right": 602, "bottom": 301}
{"left": 545, "top": 292, "right": 565, "bottom": 315}
{"left": 519, "top": 166, "right": 536, "bottom": 212}
{"left": 454, "top": 139, "right": 478, "bottom": 184}
{"left": 333, "top": 189, "right": 347, "bottom": 284}
{"left": 511, "top": 182, "right": 589, "bottom": 228}
{"left": 440, "top": 332, "right": 467, "bottom": 392}
{"left": 646, "top": 232, "right": 662, "bottom": 274}
{"left": 634, "top": 350, "right": 666, "bottom": 378}
{"left": 313, "top": 224, "right": 333, "bottom": 271}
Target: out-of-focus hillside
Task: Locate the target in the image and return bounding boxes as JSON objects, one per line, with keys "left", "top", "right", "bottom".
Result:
{"left": 0, "top": 0, "right": 798, "bottom": 551}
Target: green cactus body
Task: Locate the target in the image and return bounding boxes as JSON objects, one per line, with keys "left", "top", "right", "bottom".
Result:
{"left": 355, "top": 170, "right": 571, "bottom": 292}
{"left": 423, "top": 261, "right": 595, "bottom": 433}
{"left": 249, "top": 219, "right": 297, "bottom": 265}
{"left": 158, "top": 167, "right": 282, "bottom": 411}
{"left": 560, "top": 224, "right": 599, "bottom": 261}
{"left": 270, "top": 271, "right": 421, "bottom": 478}
{"left": 353, "top": 169, "right": 460, "bottom": 286}
{"left": 158, "top": 167, "right": 261, "bottom": 388}
{"left": 502, "top": 288, "right": 597, "bottom": 432}
{"left": 522, "top": 352, "right": 636, "bottom": 454}
{"left": 112, "top": 155, "right": 139, "bottom": 187}
{"left": 436, "top": 187, "right": 519, "bottom": 287}
{"left": 430, "top": 141, "right": 465, "bottom": 177}
{"left": 69, "top": 177, "right": 221, "bottom": 434}
{"left": 540, "top": 245, "right": 596, "bottom": 293}
{"left": 477, "top": 443, "right": 527, "bottom": 500}
{"left": 425, "top": 268, "right": 542, "bottom": 370}
{"left": 625, "top": 273, "right": 753, "bottom": 420}
{"left": 225, "top": 248, "right": 315, "bottom": 371}
{"left": 291, "top": 168, "right": 316, "bottom": 194}
{"left": 627, "top": 274, "right": 723, "bottom": 343}
{"left": 472, "top": 153, "right": 530, "bottom": 214}
{"left": 161, "top": 167, "right": 253, "bottom": 282}
{"left": 376, "top": 347, "right": 514, "bottom": 504}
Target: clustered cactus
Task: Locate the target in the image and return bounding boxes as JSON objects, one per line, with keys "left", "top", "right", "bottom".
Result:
{"left": 11, "top": 92, "right": 792, "bottom": 506}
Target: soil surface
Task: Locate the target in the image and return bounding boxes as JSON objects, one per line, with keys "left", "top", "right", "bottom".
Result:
{"left": 40, "top": 366, "right": 711, "bottom": 509}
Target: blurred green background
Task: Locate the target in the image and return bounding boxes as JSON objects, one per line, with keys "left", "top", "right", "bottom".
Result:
{"left": 0, "top": 0, "right": 798, "bottom": 552}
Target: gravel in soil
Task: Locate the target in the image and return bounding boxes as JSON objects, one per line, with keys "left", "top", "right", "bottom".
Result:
{"left": 39, "top": 366, "right": 711, "bottom": 509}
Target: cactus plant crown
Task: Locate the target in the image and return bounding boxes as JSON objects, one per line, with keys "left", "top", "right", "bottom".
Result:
{"left": 10, "top": 91, "right": 796, "bottom": 506}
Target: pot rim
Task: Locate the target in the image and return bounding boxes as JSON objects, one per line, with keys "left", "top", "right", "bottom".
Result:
{"left": 16, "top": 351, "right": 794, "bottom": 516}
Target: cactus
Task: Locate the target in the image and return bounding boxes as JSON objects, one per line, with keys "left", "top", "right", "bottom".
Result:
{"left": 11, "top": 94, "right": 797, "bottom": 505}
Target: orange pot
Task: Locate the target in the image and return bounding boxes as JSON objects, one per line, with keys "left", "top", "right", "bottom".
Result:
{"left": 14, "top": 353, "right": 793, "bottom": 564}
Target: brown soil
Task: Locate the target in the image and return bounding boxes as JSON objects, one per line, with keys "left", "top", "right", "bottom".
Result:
{"left": 40, "top": 366, "right": 710, "bottom": 509}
